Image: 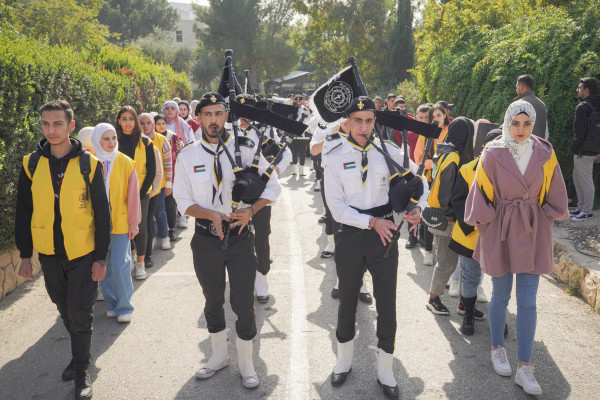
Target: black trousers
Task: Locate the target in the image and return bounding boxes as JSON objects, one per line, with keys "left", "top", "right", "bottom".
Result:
{"left": 252, "top": 206, "right": 271, "bottom": 275}
{"left": 313, "top": 153, "right": 323, "bottom": 180}
{"left": 334, "top": 225, "right": 398, "bottom": 354}
{"left": 165, "top": 193, "right": 177, "bottom": 230}
{"left": 191, "top": 230, "right": 258, "bottom": 340}
{"left": 146, "top": 193, "right": 158, "bottom": 257}
{"left": 291, "top": 142, "right": 307, "bottom": 165}
{"left": 320, "top": 178, "right": 335, "bottom": 236}
{"left": 132, "top": 194, "right": 150, "bottom": 256}
{"left": 40, "top": 252, "right": 96, "bottom": 371}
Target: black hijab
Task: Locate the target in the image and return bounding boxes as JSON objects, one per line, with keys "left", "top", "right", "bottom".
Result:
{"left": 444, "top": 116, "right": 474, "bottom": 167}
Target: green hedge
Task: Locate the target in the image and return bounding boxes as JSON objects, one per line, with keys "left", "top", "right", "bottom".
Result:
{"left": 414, "top": 1, "right": 600, "bottom": 179}
{"left": 0, "top": 30, "right": 191, "bottom": 252}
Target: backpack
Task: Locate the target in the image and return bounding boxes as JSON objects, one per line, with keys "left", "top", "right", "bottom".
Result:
{"left": 28, "top": 150, "right": 92, "bottom": 200}
{"left": 583, "top": 101, "right": 600, "bottom": 153}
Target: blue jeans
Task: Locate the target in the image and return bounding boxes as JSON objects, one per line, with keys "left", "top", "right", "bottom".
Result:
{"left": 459, "top": 256, "right": 481, "bottom": 298}
{"left": 100, "top": 233, "right": 134, "bottom": 316}
{"left": 489, "top": 272, "right": 540, "bottom": 362}
{"left": 154, "top": 188, "right": 169, "bottom": 239}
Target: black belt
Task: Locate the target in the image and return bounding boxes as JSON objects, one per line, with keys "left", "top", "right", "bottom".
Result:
{"left": 195, "top": 218, "right": 246, "bottom": 238}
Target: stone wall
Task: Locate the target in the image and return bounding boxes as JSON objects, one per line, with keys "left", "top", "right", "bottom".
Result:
{"left": 0, "top": 247, "right": 41, "bottom": 301}
{"left": 554, "top": 243, "right": 600, "bottom": 314}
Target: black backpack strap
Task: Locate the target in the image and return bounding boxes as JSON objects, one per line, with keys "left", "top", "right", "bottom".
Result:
{"left": 79, "top": 151, "right": 92, "bottom": 201}
{"left": 27, "top": 151, "right": 41, "bottom": 179}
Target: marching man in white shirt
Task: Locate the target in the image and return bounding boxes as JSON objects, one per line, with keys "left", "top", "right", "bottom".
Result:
{"left": 324, "top": 96, "right": 428, "bottom": 398}
{"left": 173, "top": 92, "right": 281, "bottom": 389}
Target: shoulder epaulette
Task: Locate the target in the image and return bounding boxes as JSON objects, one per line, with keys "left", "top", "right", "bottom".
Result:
{"left": 324, "top": 142, "right": 343, "bottom": 156}
{"left": 326, "top": 133, "right": 341, "bottom": 142}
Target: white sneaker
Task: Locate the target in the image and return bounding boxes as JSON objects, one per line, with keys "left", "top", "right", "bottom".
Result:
{"left": 515, "top": 365, "right": 542, "bottom": 396}
{"left": 160, "top": 237, "right": 171, "bottom": 250}
{"left": 178, "top": 215, "right": 188, "bottom": 228}
{"left": 135, "top": 262, "right": 147, "bottom": 280}
{"left": 106, "top": 310, "right": 117, "bottom": 318}
{"left": 448, "top": 280, "right": 460, "bottom": 298}
{"left": 477, "top": 285, "right": 488, "bottom": 303}
{"left": 117, "top": 313, "right": 131, "bottom": 323}
{"left": 423, "top": 251, "right": 434, "bottom": 266}
{"left": 491, "top": 347, "right": 512, "bottom": 377}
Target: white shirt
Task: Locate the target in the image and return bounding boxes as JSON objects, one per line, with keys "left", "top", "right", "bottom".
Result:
{"left": 242, "top": 125, "right": 292, "bottom": 175}
{"left": 173, "top": 130, "right": 281, "bottom": 216}
{"left": 324, "top": 137, "right": 429, "bottom": 229}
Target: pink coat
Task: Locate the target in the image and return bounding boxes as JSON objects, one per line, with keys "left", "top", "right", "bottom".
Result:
{"left": 464, "top": 136, "right": 569, "bottom": 277}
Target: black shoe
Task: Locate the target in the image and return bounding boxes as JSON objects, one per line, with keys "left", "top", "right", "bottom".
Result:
{"left": 331, "top": 368, "right": 351, "bottom": 386}
{"left": 359, "top": 292, "right": 373, "bottom": 304}
{"left": 318, "top": 215, "right": 327, "bottom": 224}
{"left": 314, "top": 187, "right": 321, "bottom": 192}
{"left": 168, "top": 230, "right": 178, "bottom": 242}
{"left": 504, "top": 323, "right": 509, "bottom": 337}
{"left": 426, "top": 296, "right": 450, "bottom": 315}
{"left": 457, "top": 299, "right": 485, "bottom": 320}
{"left": 331, "top": 287, "right": 339, "bottom": 299}
{"left": 145, "top": 256, "right": 154, "bottom": 268}
{"left": 459, "top": 296, "right": 477, "bottom": 336}
{"left": 256, "top": 295, "right": 269, "bottom": 304}
{"left": 74, "top": 371, "right": 93, "bottom": 400}
{"left": 62, "top": 359, "right": 76, "bottom": 381}
{"left": 405, "top": 236, "right": 418, "bottom": 249}
{"left": 320, "top": 250, "right": 334, "bottom": 258}
{"left": 377, "top": 379, "right": 399, "bottom": 398}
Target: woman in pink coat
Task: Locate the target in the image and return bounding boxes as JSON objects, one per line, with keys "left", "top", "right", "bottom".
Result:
{"left": 465, "top": 100, "right": 568, "bottom": 396}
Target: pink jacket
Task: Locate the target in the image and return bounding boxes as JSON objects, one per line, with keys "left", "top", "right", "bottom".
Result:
{"left": 464, "top": 136, "right": 569, "bottom": 277}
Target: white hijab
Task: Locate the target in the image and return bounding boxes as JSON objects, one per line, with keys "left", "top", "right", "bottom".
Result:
{"left": 486, "top": 100, "right": 536, "bottom": 175}
{"left": 92, "top": 123, "right": 119, "bottom": 201}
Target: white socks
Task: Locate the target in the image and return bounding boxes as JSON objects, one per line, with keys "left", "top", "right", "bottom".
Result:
{"left": 360, "top": 282, "right": 369, "bottom": 294}
{"left": 334, "top": 277, "right": 339, "bottom": 290}
{"left": 204, "top": 330, "right": 229, "bottom": 370}
{"left": 254, "top": 272, "right": 269, "bottom": 297}
{"left": 324, "top": 235, "right": 335, "bottom": 253}
{"left": 333, "top": 339, "right": 354, "bottom": 374}
{"left": 377, "top": 348, "right": 397, "bottom": 387}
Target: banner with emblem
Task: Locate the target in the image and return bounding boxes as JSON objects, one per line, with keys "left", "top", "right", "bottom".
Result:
{"left": 308, "top": 66, "right": 361, "bottom": 128}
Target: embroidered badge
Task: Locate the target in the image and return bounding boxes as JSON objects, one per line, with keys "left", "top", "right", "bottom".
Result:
{"left": 357, "top": 101, "right": 364, "bottom": 110}
{"left": 343, "top": 161, "right": 356, "bottom": 170}
{"left": 194, "top": 165, "right": 206, "bottom": 173}
{"left": 240, "top": 98, "right": 245, "bottom": 104}
{"left": 210, "top": 95, "right": 217, "bottom": 103}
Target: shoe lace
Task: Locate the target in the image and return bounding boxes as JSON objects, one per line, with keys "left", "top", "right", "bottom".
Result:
{"left": 521, "top": 366, "right": 538, "bottom": 384}
{"left": 75, "top": 372, "right": 90, "bottom": 387}
{"left": 494, "top": 348, "right": 508, "bottom": 364}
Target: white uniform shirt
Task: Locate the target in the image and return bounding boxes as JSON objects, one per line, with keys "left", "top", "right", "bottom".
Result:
{"left": 173, "top": 130, "right": 281, "bottom": 216}
{"left": 242, "top": 125, "right": 292, "bottom": 175}
{"left": 323, "top": 137, "right": 429, "bottom": 229}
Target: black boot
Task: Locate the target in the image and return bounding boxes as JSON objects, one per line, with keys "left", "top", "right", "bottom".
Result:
{"left": 62, "top": 359, "right": 76, "bottom": 381}
{"left": 460, "top": 296, "right": 476, "bottom": 336}
{"left": 74, "top": 370, "right": 93, "bottom": 399}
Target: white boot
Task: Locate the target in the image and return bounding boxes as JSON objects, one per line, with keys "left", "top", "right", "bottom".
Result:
{"left": 299, "top": 165, "right": 305, "bottom": 176}
{"left": 236, "top": 337, "right": 259, "bottom": 388}
{"left": 321, "top": 235, "right": 335, "bottom": 258}
{"left": 333, "top": 339, "right": 354, "bottom": 374}
{"left": 254, "top": 272, "right": 269, "bottom": 302}
{"left": 377, "top": 348, "right": 398, "bottom": 395}
{"left": 195, "top": 330, "right": 229, "bottom": 379}
{"left": 292, "top": 164, "right": 299, "bottom": 175}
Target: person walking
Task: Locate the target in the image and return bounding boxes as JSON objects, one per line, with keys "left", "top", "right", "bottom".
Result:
{"left": 465, "top": 100, "right": 569, "bottom": 396}
{"left": 91, "top": 123, "right": 141, "bottom": 323}
{"left": 15, "top": 100, "right": 110, "bottom": 399}
{"left": 515, "top": 74, "right": 549, "bottom": 139}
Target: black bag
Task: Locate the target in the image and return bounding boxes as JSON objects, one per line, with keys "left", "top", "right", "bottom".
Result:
{"left": 584, "top": 102, "right": 600, "bottom": 153}
{"left": 421, "top": 206, "right": 448, "bottom": 231}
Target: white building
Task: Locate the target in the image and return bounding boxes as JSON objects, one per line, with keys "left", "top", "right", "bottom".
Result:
{"left": 168, "top": 1, "right": 207, "bottom": 50}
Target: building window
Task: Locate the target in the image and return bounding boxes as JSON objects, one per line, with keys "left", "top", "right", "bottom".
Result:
{"left": 176, "top": 31, "right": 183, "bottom": 43}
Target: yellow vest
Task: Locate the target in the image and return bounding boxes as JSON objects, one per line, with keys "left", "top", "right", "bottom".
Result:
{"left": 419, "top": 126, "right": 448, "bottom": 181}
{"left": 450, "top": 158, "right": 479, "bottom": 252}
{"left": 134, "top": 137, "right": 152, "bottom": 195}
{"left": 151, "top": 132, "right": 167, "bottom": 189}
{"left": 23, "top": 153, "right": 99, "bottom": 260}
{"left": 108, "top": 152, "right": 136, "bottom": 235}
{"left": 427, "top": 151, "right": 459, "bottom": 209}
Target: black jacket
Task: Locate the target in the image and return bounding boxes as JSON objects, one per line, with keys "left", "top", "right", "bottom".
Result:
{"left": 571, "top": 95, "right": 600, "bottom": 156}
{"left": 118, "top": 134, "right": 156, "bottom": 198}
{"left": 15, "top": 138, "right": 110, "bottom": 260}
{"left": 433, "top": 144, "right": 459, "bottom": 221}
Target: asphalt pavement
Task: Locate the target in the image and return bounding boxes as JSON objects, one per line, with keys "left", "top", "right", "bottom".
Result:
{"left": 1, "top": 170, "right": 600, "bottom": 400}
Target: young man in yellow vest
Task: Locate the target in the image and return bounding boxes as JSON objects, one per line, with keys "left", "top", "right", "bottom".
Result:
{"left": 15, "top": 100, "right": 110, "bottom": 400}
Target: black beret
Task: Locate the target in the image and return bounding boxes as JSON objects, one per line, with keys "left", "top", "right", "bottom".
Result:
{"left": 195, "top": 92, "right": 226, "bottom": 115}
{"left": 343, "top": 96, "right": 376, "bottom": 117}
{"left": 484, "top": 128, "right": 502, "bottom": 145}
{"left": 235, "top": 93, "right": 257, "bottom": 107}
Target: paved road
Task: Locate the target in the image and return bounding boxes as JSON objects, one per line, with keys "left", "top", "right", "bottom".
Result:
{"left": 2, "top": 171, "right": 600, "bottom": 400}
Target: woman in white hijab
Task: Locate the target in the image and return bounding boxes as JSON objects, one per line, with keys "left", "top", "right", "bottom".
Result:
{"left": 92, "top": 123, "right": 142, "bottom": 323}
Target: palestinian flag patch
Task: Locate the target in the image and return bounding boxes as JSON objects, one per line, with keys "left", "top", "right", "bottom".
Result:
{"left": 194, "top": 165, "right": 206, "bottom": 173}
{"left": 343, "top": 161, "right": 356, "bottom": 170}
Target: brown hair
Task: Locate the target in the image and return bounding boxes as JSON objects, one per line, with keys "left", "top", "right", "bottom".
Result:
{"left": 115, "top": 105, "right": 142, "bottom": 143}
{"left": 40, "top": 100, "right": 74, "bottom": 123}
{"left": 429, "top": 103, "right": 449, "bottom": 127}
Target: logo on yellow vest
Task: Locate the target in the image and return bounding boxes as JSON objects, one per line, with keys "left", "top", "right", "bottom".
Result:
{"left": 78, "top": 192, "right": 87, "bottom": 209}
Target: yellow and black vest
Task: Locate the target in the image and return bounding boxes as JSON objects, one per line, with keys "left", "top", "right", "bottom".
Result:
{"left": 449, "top": 158, "right": 479, "bottom": 256}
{"left": 108, "top": 152, "right": 136, "bottom": 235}
{"left": 23, "top": 153, "right": 99, "bottom": 260}
{"left": 150, "top": 132, "right": 167, "bottom": 190}
{"left": 427, "top": 151, "right": 459, "bottom": 209}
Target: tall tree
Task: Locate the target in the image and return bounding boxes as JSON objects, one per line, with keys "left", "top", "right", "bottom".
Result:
{"left": 386, "top": 0, "right": 414, "bottom": 85}
{"left": 98, "top": 0, "right": 179, "bottom": 43}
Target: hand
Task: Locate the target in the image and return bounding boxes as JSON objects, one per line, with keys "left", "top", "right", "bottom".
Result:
{"left": 165, "top": 188, "right": 172, "bottom": 196}
{"left": 403, "top": 207, "right": 421, "bottom": 234}
{"left": 229, "top": 207, "right": 253, "bottom": 233}
{"left": 91, "top": 262, "right": 106, "bottom": 282}
{"left": 18, "top": 258, "right": 33, "bottom": 280}
{"left": 275, "top": 167, "right": 280, "bottom": 175}
{"left": 373, "top": 218, "right": 399, "bottom": 246}
{"left": 128, "top": 227, "right": 138, "bottom": 240}
{"left": 209, "top": 210, "right": 230, "bottom": 240}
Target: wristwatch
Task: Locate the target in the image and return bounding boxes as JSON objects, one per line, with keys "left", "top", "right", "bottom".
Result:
{"left": 97, "top": 260, "right": 108, "bottom": 266}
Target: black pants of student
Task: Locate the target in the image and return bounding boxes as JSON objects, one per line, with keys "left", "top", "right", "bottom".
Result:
{"left": 334, "top": 224, "right": 398, "bottom": 353}
{"left": 145, "top": 194, "right": 158, "bottom": 257}
{"left": 191, "top": 228, "right": 258, "bottom": 340}
{"left": 252, "top": 206, "right": 272, "bottom": 275}
{"left": 313, "top": 153, "right": 323, "bottom": 180}
{"left": 40, "top": 252, "right": 97, "bottom": 371}
{"left": 165, "top": 193, "right": 177, "bottom": 230}
{"left": 132, "top": 194, "right": 150, "bottom": 256}
{"left": 420, "top": 222, "right": 433, "bottom": 252}
{"left": 320, "top": 178, "right": 335, "bottom": 236}
{"left": 291, "top": 143, "right": 307, "bottom": 166}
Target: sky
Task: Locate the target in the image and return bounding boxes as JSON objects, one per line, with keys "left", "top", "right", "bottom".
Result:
{"left": 168, "top": 0, "right": 210, "bottom": 5}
